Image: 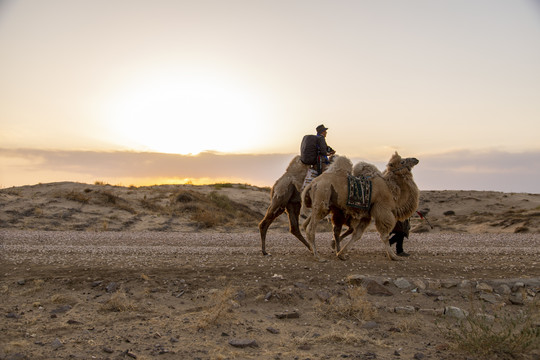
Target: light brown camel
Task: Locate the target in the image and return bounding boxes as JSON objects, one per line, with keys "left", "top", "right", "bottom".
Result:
{"left": 258, "top": 155, "right": 312, "bottom": 256}
{"left": 302, "top": 152, "right": 419, "bottom": 261}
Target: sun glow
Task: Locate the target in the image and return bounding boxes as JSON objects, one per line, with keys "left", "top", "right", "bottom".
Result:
{"left": 103, "top": 74, "right": 268, "bottom": 154}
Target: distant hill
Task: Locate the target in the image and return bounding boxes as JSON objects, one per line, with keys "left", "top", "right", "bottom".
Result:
{"left": 1, "top": 182, "right": 539, "bottom": 233}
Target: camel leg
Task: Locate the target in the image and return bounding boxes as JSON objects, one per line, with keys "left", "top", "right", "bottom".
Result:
{"left": 301, "top": 215, "right": 310, "bottom": 232}
{"left": 258, "top": 202, "right": 285, "bottom": 256}
{"left": 336, "top": 217, "right": 371, "bottom": 260}
{"left": 285, "top": 202, "right": 312, "bottom": 252}
{"left": 331, "top": 210, "right": 346, "bottom": 253}
{"left": 305, "top": 208, "right": 329, "bottom": 262}
{"left": 373, "top": 210, "right": 402, "bottom": 261}
{"left": 379, "top": 232, "right": 402, "bottom": 261}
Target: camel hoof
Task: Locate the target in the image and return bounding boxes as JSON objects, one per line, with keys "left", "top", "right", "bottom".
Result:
{"left": 337, "top": 253, "right": 347, "bottom": 261}
{"left": 262, "top": 251, "right": 271, "bottom": 256}
{"left": 390, "top": 254, "right": 403, "bottom": 261}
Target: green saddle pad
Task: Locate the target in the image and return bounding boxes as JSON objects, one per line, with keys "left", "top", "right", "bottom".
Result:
{"left": 346, "top": 175, "right": 372, "bottom": 209}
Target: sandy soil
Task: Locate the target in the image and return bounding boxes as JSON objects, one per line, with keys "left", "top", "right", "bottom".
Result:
{"left": 1, "top": 183, "right": 540, "bottom": 360}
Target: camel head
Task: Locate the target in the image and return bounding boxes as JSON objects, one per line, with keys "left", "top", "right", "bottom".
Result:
{"left": 386, "top": 152, "right": 419, "bottom": 174}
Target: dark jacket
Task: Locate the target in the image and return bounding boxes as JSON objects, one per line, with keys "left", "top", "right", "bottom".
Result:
{"left": 391, "top": 219, "right": 410, "bottom": 238}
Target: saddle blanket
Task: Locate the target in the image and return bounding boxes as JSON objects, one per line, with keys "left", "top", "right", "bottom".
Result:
{"left": 346, "top": 175, "right": 372, "bottom": 209}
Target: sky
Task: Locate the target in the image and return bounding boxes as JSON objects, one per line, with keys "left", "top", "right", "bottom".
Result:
{"left": 1, "top": 0, "right": 539, "bottom": 193}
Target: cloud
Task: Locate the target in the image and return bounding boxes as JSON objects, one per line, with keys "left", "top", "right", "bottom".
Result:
{"left": 1, "top": 148, "right": 539, "bottom": 193}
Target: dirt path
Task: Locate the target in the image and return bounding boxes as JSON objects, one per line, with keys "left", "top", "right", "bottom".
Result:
{"left": 1, "top": 230, "right": 540, "bottom": 360}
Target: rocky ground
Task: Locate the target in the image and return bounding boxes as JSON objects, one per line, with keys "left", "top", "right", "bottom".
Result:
{"left": 1, "top": 183, "right": 540, "bottom": 360}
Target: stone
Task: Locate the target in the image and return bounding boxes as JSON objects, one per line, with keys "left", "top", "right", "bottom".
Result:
{"left": 105, "top": 282, "right": 118, "bottom": 293}
{"left": 479, "top": 293, "right": 499, "bottom": 304}
{"left": 441, "top": 280, "right": 459, "bottom": 289}
{"left": 266, "top": 327, "right": 280, "bottom": 334}
{"left": 496, "top": 284, "right": 512, "bottom": 295}
{"left": 365, "top": 280, "right": 393, "bottom": 296}
{"left": 423, "top": 290, "right": 442, "bottom": 297}
{"left": 51, "top": 338, "right": 64, "bottom": 350}
{"left": 275, "top": 311, "right": 300, "bottom": 319}
{"left": 347, "top": 274, "right": 365, "bottom": 285}
{"left": 509, "top": 293, "right": 524, "bottom": 305}
{"left": 395, "top": 306, "right": 416, "bottom": 314}
{"left": 361, "top": 321, "right": 379, "bottom": 329}
{"left": 394, "top": 278, "right": 411, "bottom": 289}
{"left": 234, "top": 290, "right": 246, "bottom": 301}
{"left": 412, "top": 279, "right": 426, "bottom": 290}
{"left": 476, "top": 282, "right": 493, "bottom": 293}
{"left": 512, "top": 282, "right": 525, "bottom": 292}
{"left": 229, "top": 339, "right": 259, "bottom": 348}
{"left": 316, "top": 290, "right": 332, "bottom": 302}
{"left": 444, "top": 306, "right": 468, "bottom": 319}
{"left": 51, "top": 305, "right": 72, "bottom": 314}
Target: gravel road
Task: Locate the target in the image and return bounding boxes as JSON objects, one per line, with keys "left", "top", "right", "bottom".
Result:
{"left": 2, "top": 230, "right": 539, "bottom": 280}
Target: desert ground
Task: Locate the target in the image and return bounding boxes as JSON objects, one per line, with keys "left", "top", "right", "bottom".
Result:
{"left": 1, "top": 182, "right": 540, "bottom": 360}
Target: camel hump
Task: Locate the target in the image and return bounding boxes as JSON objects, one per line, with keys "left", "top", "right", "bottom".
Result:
{"left": 326, "top": 156, "right": 352, "bottom": 174}
{"left": 353, "top": 162, "right": 382, "bottom": 178}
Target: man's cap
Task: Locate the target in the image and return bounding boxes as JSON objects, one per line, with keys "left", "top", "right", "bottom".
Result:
{"left": 316, "top": 124, "right": 328, "bottom": 133}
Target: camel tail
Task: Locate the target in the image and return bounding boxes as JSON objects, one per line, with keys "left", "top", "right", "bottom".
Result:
{"left": 302, "top": 183, "right": 313, "bottom": 209}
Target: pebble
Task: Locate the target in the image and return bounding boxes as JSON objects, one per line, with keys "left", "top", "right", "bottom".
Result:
{"left": 444, "top": 306, "right": 468, "bottom": 319}
{"left": 105, "top": 282, "right": 118, "bottom": 293}
{"left": 275, "top": 311, "right": 300, "bottom": 319}
{"left": 362, "top": 321, "right": 379, "bottom": 329}
{"left": 365, "top": 280, "right": 393, "bottom": 296}
{"left": 51, "top": 338, "right": 64, "bottom": 350}
{"left": 266, "top": 327, "right": 280, "bottom": 334}
{"left": 394, "top": 278, "right": 411, "bottom": 289}
{"left": 476, "top": 282, "right": 493, "bottom": 293}
{"left": 229, "top": 339, "right": 259, "bottom": 348}
{"left": 395, "top": 306, "right": 415, "bottom": 314}
{"left": 51, "top": 305, "right": 72, "bottom": 314}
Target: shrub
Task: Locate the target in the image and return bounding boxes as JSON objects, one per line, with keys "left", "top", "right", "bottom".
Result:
{"left": 444, "top": 303, "right": 540, "bottom": 358}
{"left": 315, "top": 287, "right": 377, "bottom": 322}
{"left": 66, "top": 191, "right": 89, "bottom": 204}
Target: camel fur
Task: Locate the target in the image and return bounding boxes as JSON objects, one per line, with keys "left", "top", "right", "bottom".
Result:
{"left": 258, "top": 155, "right": 312, "bottom": 256}
{"left": 300, "top": 155, "right": 353, "bottom": 260}
{"left": 302, "top": 152, "right": 419, "bottom": 261}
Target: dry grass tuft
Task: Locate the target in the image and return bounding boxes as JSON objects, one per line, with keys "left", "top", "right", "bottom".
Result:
{"left": 50, "top": 293, "right": 78, "bottom": 306}
{"left": 315, "top": 287, "right": 377, "bottom": 322}
{"left": 20, "top": 279, "right": 45, "bottom": 296}
{"left": 100, "top": 292, "right": 136, "bottom": 312}
{"left": 195, "top": 287, "right": 237, "bottom": 329}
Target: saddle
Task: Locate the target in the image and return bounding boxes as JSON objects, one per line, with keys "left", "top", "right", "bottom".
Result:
{"left": 346, "top": 175, "right": 372, "bottom": 209}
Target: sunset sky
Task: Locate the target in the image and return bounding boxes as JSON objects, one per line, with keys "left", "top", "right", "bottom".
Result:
{"left": 1, "top": 0, "right": 539, "bottom": 193}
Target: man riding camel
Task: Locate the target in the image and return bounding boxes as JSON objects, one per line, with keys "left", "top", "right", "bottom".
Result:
{"left": 300, "top": 124, "right": 336, "bottom": 175}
